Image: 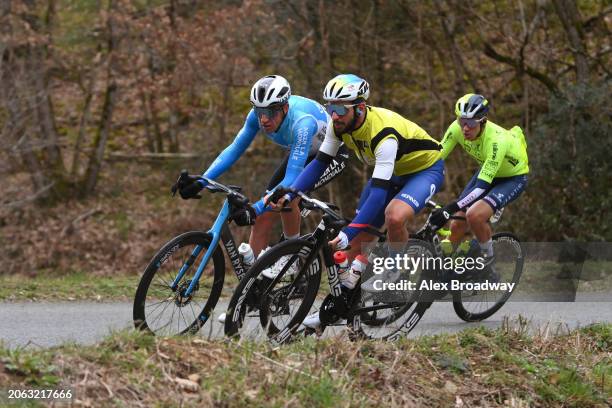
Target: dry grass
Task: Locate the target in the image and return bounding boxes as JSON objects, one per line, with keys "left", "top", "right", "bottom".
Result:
{"left": 1, "top": 322, "right": 609, "bottom": 407}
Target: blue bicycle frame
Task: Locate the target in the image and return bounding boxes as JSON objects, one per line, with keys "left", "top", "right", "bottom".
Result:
{"left": 169, "top": 196, "right": 249, "bottom": 298}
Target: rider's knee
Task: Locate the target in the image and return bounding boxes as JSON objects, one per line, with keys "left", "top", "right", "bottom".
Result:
{"left": 385, "top": 208, "right": 407, "bottom": 230}
{"left": 466, "top": 207, "right": 488, "bottom": 225}
{"left": 385, "top": 201, "right": 415, "bottom": 230}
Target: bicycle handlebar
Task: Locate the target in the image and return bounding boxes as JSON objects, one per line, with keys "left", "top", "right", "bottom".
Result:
{"left": 292, "top": 190, "right": 385, "bottom": 239}
{"left": 174, "top": 169, "right": 249, "bottom": 205}
{"left": 200, "top": 176, "right": 251, "bottom": 207}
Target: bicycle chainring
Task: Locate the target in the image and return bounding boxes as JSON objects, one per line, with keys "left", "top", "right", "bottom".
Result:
{"left": 318, "top": 294, "right": 342, "bottom": 326}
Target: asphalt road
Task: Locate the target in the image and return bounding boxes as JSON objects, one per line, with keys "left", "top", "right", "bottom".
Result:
{"left": 1, "top": 294, "right": 610, "bottom": 349}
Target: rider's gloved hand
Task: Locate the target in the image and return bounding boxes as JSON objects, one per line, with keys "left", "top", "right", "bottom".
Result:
{"left": 179, "top": 180, "right": 205, "bottom": 200}
{"left": 231, "top": 205, "right": 257, "bottom": 226}
{"left": 330, "top": 231, "right": 349, "bottom": 251}
{"left": 429, "top": 201, "right": 460, "bottom": 228}
{"left": 171, "top": 172, "right": 205, "bottom": 199}
{"left": 265, "top": 187, "right": 296, "bottom": 208}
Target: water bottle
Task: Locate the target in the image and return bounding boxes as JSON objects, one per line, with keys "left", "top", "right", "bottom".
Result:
{"left": 455, "top": 240, "right": 472, "bottom": 256}
{"left": 334, "top": 251, "right": 350, "bottom": 286}
{"left": 334, "top": 251, "right": 349, "bottom": 270}
{"left": 342, "top": 255, "right": 368, "bottom": 290}
{"left": 441, "top": 239, "right": 453, "bottom": 257}
{"left": 239, "top": 243, "right": 255, "bottom": 268}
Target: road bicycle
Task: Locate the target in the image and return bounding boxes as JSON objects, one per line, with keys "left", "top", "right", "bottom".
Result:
{"left": 224, "top": 190, "right": 382, "bottom": 343}
{"left": 224, "top": 190, "right": 524, "bottom": 343}
{"left": 133, "top": 171, "right": 288, "bottom": 336}
{"left": 351, "top": 202, "right": 524, "bottom": 341}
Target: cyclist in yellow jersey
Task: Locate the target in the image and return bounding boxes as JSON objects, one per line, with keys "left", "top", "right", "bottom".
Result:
{"left": 430, "top": 94, "right": 529, "bottom": 264}
{"left": 272, "top": 75, "right": 445, "bottom": 309}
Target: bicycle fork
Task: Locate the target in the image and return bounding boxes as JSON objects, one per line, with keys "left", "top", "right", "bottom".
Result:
{"left": 171, "top": 200, "right": 230, "bottom": 296}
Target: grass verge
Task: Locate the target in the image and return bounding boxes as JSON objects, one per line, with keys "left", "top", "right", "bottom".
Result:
{"left": 0, "top": 323, "right": 609, "bottom": 407}
{"left": 0, "top": 273, "right": 137, "bottom": 302}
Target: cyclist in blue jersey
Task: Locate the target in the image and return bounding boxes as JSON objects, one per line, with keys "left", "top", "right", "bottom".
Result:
{"left": 175, "top": 75, "right": 347, "bottom": 258}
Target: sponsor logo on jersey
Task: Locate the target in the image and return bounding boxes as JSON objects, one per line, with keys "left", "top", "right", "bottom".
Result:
{"left": 401, "top": 193, "right": 420, "bottom": 208}
{"left": 314, "top": 158, "right": 347, "bottom": 189}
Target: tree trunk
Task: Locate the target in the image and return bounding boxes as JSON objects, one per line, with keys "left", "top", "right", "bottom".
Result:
{"left": 149, "top": 91, "right": 164, "bottom": 153}
{"left": 318, "top": 0, "right": 331, "bottom": 78}
{"left": 436, "top": 1, "right": 479, "bottom": 93}
{"left": 166, "top": 0, "right": 180, "bottom": 153}
{"left": 82, "top": 0, "right": 119, "bottom": 196}
{"left": 83, "top": 80, "right": 117, "bottom": 195}
{"left": 552, "top": 0, "right": 590, "bottom": 84}
{"left": 4, "top": 90, "right": 52, "bottom": 197}
{"left": 71, "top": 67, "right": 97, "bottom": 176}
{"left": 139, "top": 91, "right": 156, "bottom": 153}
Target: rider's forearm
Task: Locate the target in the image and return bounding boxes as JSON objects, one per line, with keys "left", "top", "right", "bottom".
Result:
{"left": 455, "top": 179, "right": 490, "bottom": 210}
{"left": 273, "top": 132, "right": 313, "bottom": 190}
{"left": 204, "top": 112, "right": 259, "bottom": 180}
{"left": 252, "top": 198, "right": 267, "bottom": 215}
{"left": 253, "top": 154, "right": 313, "bottom": 215}
{"left": 203, "top": 143, "right": 243, "bottom": 180}
{"left": 290, "top": 151, "right": 333, "bottom": 193}
{"left": 342, "top": 179, "right": 389, "bottom": 241}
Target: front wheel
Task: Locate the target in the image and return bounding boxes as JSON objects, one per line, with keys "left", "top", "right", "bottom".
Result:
{"left": 133, "top": 231, "right": 225, "bottom": 335}
{"left": 453, "top": 232, "right": 524, "bottom": 322}
{"left": 224, "top": 238, "right": 321, "bottom": 344}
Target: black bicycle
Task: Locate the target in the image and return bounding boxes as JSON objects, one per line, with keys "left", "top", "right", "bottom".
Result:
{"left": 224, "top": 190, "right": 524, "bottom": 342}
{"left": 223, "top": 191, "right": 386, "bottom": 343}
{"left": 133, "top": 171, "right": 289, "bottom": 336}
{"left": 351, "top": 202, "right": 524, "bottom": 341}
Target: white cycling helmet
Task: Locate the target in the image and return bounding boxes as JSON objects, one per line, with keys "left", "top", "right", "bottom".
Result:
{"left": 250, "top": 75, "right": 291, "bottom": 108}
{"left": 323, "top": 74, "right": 370, "bottom": 102}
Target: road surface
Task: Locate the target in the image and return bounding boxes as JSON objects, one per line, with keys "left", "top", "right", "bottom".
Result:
{"left": 1, "top": 294, "right": 610, "bottom": 349}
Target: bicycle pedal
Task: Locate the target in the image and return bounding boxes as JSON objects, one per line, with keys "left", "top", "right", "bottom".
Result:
{"left": 303, "top": 327, "right": 322, "bottom": 337}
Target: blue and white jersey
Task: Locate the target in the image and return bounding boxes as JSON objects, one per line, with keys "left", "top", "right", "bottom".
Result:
{"left": 203, "top": 95, "right": 331, "bottom": 214}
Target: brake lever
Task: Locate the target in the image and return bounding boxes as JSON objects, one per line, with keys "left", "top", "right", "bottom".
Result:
{"left": 171, "top": 169, "right": 190, "bottom": 197}
{"left": 265, "top": 187, "right": 295, "bottom": 207}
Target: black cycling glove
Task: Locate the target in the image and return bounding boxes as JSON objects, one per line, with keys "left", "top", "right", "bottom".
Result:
{"left": 179, "top": 181, "right": 204, "bottom": 199}
{"left": 429, "top": 201, "right": 460, "bottom": 228}
{"left": 171, "top": 172, "right": 205, "bottom": 200}
{"left": 231, "top": 205, "right": 257, "bottom": 226}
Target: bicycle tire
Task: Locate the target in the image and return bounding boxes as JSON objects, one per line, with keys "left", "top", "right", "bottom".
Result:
{"left": 452, "top": 232, "right": 524, "bottom": 322}
{"left": 133, "top": 231, "right": 225, "bottom": 335}
{"left": 349, "top": 301, "right": 432, "bottom": 341}
{"left": 349, "top": 240, "right": 436, "bottom": 340}
{"left": 224, "top": 238, "right": 321, "bottom": 343}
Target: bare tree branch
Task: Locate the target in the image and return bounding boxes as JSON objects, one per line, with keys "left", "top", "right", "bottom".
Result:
{"left": 483, "top": 42, "right": 562, "bottom": 97}
{"left": 1, "top": 182, "right": 55, "bottom": 209}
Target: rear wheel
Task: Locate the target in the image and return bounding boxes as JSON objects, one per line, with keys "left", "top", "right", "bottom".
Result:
{"left": 224, "top": 239, "right": 321, "bottom": 344}
{"left": 349, "top": 240, "right": 435, "bottom": 340}
{"left": 133, "top": 231, "right": 225, "bottom": 335}
{"left": 453, "top": 232, "right": 523, "bottom": 321}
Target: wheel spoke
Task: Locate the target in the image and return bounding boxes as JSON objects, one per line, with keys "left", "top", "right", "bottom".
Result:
{"left": 134, "top": 233, "right": 220, "bottom": 336}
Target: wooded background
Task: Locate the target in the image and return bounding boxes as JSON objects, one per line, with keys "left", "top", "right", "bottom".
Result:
{"left": 1, "top": 0, "right": 610, "bottom": 276}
